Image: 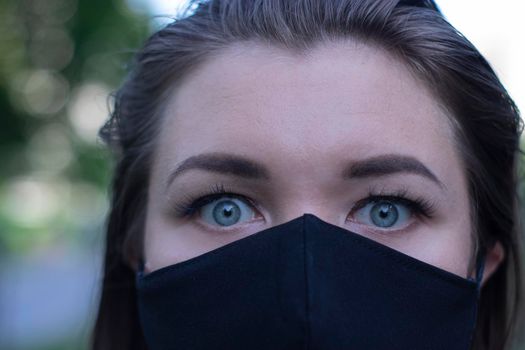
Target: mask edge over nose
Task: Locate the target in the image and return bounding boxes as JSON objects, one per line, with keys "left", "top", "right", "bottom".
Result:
{"left": 136, "top": 213, "right": 484, "bottom": 350}
{"left": 138, "top": 213, "right": 484, "bottom": 286}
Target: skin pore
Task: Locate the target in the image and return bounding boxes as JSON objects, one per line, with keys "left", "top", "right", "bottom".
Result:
{"left": 142, "top": 39, "right": 503, "bottom": 282}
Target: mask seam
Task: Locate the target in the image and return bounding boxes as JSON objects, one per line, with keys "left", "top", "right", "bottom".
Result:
{"left": 302, "top": 216, "right": 311, "bottom": 350}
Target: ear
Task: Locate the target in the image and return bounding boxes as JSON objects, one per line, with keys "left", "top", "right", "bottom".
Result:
{"left": 480, "top": 241, "right": 505, "bottom": 286}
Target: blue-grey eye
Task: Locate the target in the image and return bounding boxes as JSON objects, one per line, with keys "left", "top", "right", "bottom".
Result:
{"left": 370, "top": 202, "right": 398, "bottom": 227}
{"left": 200, "top": 197, "right": 256, "bottom": 227}
{"left": 354, "top": 200, "right": 411, "bottom": 229}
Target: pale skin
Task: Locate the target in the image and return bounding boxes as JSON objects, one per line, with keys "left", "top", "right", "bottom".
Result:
{"left": 142, "top": 39, "right": 504, "bottom": 284}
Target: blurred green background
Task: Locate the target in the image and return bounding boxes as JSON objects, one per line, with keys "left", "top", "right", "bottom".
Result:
{"left": 0, "top": 0, "right": 152, "bottom": 348}
{"left": 0, "top": 0, "right": 524, "bottom": 349}
{"left": 0, "top": 0, "right": 150, "bottom": 258}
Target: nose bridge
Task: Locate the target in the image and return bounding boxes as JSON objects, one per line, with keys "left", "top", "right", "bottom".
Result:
{"left": 274, "top": 202, "right": 337, "bottom": 227}
{"left": 270, "top": 161, "right": 343, "bottom": 227}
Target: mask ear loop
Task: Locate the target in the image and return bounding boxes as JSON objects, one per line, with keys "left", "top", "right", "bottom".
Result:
{"left": 137, "top": 258, "right": 146, "bottom": 277}
{"left": 474, "top": 249, "right": 486, "bottom": 292}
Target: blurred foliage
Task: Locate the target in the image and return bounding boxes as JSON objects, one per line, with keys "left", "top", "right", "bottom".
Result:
{"left": 0, "top": 0, "right": 152, "bottom": 255}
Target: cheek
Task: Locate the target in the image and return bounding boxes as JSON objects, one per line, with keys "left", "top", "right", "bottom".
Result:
{"left": 417, "top": 134, "right": 474, "bottom": 277}
{"left": 412, "top": 200, "right": 473, "bottom": 278}
{"left": 417, "top": 225, "right": 473, "bottom": 278}
{"left": 143, "top": 206, "right": 207, "bottom": 272}
{"left": 365, "top": 221, "right": 473, "bottom": 279}
{"left": 143, "top": 203, "right": 267, "bottom": 272}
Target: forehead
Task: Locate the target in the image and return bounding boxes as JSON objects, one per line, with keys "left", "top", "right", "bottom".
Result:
{"left": 156, "top": 39, "right": 456, "bottom": 176}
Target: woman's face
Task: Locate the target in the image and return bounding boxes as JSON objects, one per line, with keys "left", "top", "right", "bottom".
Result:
{"left": 143, "top": 40, "right": 476, "bottom": 278}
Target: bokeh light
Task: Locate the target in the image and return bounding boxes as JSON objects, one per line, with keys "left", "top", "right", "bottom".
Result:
{"left": 15, "top": 69, "right": 70, "bottom": 116}
{"left": 0, "top": 0, "right": 150, "bottom": 348}
{"left": 68, "top": 82, "right": 112, "bottom": 144}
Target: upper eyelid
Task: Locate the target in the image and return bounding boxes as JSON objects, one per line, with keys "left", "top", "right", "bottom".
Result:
{"left": 198, "top": 193, "right": 259, "bottom": 209}
{"left": 175, "top": 179, "right": 436, "bottom": 212}
{"left": 198, "top": 192, "right": 420, "bottom": 211}
{"left": 196, "top": 194, "right": 423, "bottom": 235}
{"left": 351, "top": 198, "right": 414, "bottom": 213}
{"left": 187, "top": 192, "right": 431, "bottom": 232}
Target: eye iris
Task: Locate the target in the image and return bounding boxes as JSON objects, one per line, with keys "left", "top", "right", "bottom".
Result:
{"left": 212, "top": 200, "right": 242, "bottom": 226}
{"left": 370, "top": 201, "right": 398, "bottom": 227}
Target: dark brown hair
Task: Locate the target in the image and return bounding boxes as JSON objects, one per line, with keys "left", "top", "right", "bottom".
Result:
{"left": 93, "top": 1, "right": 524, "bottom": 349}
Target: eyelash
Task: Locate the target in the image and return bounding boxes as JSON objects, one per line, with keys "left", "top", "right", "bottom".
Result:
{"left": 352, "top": 186, "right": 436, "bottom": 219}
{"left": 170, "top": 183, "right": 437, "bottom": 221}
{"left": 171, "top": 183, "right": 253, "bottom": 218}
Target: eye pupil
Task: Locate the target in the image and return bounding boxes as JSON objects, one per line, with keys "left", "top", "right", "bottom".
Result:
{"left": 370, "top": 201, "right": 399, "bottom": 228}
{"left": 223, "top": 207, "right": 233, "bottom": 217}
{"left": 212, "top": 200, "right": 241, "bottom": 226}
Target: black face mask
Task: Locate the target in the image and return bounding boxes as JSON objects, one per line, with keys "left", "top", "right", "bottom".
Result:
{"left": 136, "top": 213, "right": 484, "bottom": 350}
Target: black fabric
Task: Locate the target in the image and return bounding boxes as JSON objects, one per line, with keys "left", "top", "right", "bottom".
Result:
{"left": 136, "top": 213, "right": 482, "bottom": 350}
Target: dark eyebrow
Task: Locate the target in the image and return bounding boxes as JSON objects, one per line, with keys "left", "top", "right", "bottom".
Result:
{"left": 166, "top": 152, "right": 271, "bottom": 188}
{"left": 342, "top": 154, "right": 445, "bottom": 189}
{"left": 166, "top": 152, "right": 445, "bottom": 190}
